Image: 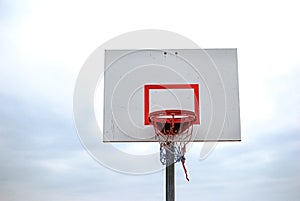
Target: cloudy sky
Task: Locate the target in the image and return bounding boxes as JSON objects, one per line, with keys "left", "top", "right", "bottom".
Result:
{"left": 1, "top": 0, "right": 299, "bottom": 201}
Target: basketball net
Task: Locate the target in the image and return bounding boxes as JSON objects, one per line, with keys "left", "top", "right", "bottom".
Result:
{"left": 149, "top": 110, "right": 196, "bottom": 181}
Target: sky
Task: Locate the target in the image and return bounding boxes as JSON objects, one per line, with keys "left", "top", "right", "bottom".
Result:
{"left": 0, "top": 0, "right": 299, "bottom": 201}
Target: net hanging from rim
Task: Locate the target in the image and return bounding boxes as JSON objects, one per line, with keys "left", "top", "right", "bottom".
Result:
{"left": 149, "top": 110, "right": 196, "bottom": 181}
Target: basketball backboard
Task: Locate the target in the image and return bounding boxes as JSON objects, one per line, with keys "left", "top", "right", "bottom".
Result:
{"left": 103, "top": 49, "right": 240, "bottom": 142}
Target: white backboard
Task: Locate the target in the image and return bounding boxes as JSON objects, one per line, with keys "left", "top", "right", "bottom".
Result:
{"left": 103, "top": 49, "right": 241, "bottom": 142}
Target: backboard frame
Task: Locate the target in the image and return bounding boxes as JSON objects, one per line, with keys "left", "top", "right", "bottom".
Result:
{"left": 102, "top": 48, "right": 241, "bottom": 142}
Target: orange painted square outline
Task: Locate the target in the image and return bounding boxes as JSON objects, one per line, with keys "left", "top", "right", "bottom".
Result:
{"left": 144, "top": 84, "right": 200, "bottom": 125}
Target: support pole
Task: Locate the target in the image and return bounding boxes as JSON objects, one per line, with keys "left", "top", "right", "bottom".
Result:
{"left": 166, "top": 144, "right": 175, "bottom": 201}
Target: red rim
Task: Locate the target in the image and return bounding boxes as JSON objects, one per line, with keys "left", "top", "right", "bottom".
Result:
{"left": 149, "top": 110, "right": 196, "bottom": 122}
{"left": 149, "top": 110, "right": 196, "bottom": 135}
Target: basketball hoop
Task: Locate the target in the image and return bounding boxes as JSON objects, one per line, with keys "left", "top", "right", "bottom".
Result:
{"left": 149, "top": 110, "right": 196, "bottom": 181}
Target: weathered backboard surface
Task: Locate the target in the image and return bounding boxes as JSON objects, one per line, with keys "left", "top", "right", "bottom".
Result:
{"left": 103, "top": 49, "right": 240, "bottom": 142}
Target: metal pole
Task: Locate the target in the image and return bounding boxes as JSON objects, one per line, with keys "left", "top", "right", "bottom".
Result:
{"left": 166, "top": 144, "right": 175, "bottom": 201}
